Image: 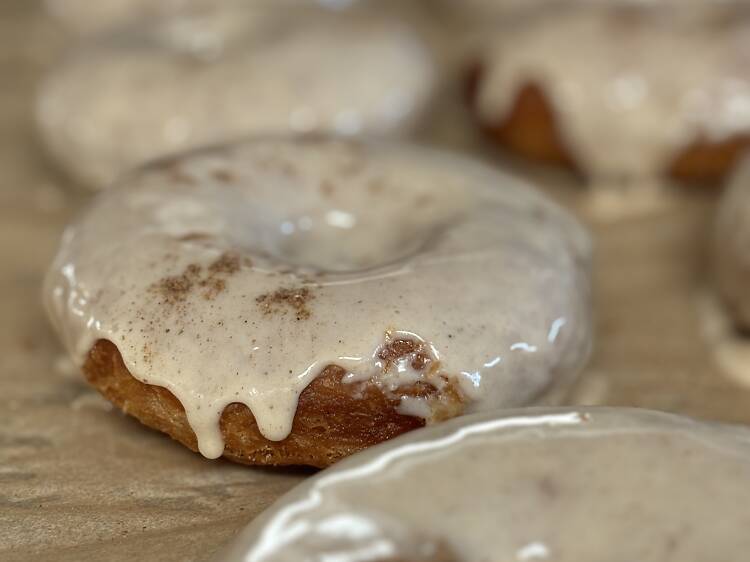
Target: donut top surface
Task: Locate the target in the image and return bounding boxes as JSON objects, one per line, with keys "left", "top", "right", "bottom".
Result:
{"left": 44, "top": 137, "right": 591, "bottom": 458}
{"left": 36, "top": 6, "right": 436, "bottom": 189}
{"left": 475, "top": 5, "right": 750, "bottom": 182}
{"left": 220, "top": 407, "right": 750, "bottom": 561}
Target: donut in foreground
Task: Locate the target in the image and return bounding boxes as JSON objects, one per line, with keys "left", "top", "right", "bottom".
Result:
{"left": 220, "top": 407, "right": 750, "bottom": 561}
{"left": 469, "top": 5, "right": 750, "bottom": 185}
{"left": 44, "top": 137, "right": 591, "bottom": 467}
{"left": 36, "top": 7, "right": 436, "bottom": 189}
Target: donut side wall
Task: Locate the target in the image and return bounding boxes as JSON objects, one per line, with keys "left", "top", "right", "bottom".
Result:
{"left": 83, "top": 340, "right": 467, "bottom": 467}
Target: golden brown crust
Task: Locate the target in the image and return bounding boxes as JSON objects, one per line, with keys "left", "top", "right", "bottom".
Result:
{"left": 669, "top": 136, "right": 750, "bottom": 185}
{"left": 470, "top": 72, "right": 750, "bottom": 185}
{"left": 477, "top": 82, "right": 580, "bottom": 174}
{"left": 82, "top": 340, "right": 464, "bottom": 467}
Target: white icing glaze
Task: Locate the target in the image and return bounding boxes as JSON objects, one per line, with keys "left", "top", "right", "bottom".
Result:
{"left": 714, "top": 156, "right": 750, "bottom": 327}
{"left": 475, "top": 5, "right": 750, "bottom": 182}
{"left": 44, "top": 137, "right": 591, "bottom": 459}
{"left": 221, "top": 407, "right": 750, "bottom": 561}
{"left": 36, "top": 7, "right": 437, "bottom": 189}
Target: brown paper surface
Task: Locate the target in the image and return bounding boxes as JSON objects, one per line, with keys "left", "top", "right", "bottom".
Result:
{"left": 3, "top": 2, "right": 750, "bottom": 561}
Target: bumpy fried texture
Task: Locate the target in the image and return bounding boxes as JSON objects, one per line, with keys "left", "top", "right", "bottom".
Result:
{"left": 83, "top": 340, "right": 464, "bottom": 467}
{"left": 471, "top": 76, "right": 750, "bottom": 185}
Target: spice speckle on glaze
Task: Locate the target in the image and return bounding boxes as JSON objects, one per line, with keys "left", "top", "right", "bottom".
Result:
{"left": 256, "top": 287, "right": 314, "bottom": 321}
{"left": 475, "top": 5, "right": 750, "bottom": 183}
{"left": 220, "top": 407, "right": 750, "bottom": 562}
{"left": 44, "top": 137, "right": 591, "bottom": 459}
{"left": 36, "top": 7, "right": 437, "bottom": 189}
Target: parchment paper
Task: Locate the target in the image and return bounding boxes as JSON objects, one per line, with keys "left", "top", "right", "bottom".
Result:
{"left": 3, "top": 1, "right": 750, "bottom": 561}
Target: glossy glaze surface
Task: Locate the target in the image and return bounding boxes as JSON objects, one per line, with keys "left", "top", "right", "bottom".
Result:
{"left": 44, "top": 137, "right": 591, "bottom": 459}
{"left": 222, "top": 407, "right": 750, "bottom": 561}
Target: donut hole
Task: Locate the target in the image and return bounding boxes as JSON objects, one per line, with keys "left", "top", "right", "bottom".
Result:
{"left": 208, "top": 149, "right": 470, "bottom": 273}
{"left": 172, "top": 140, "right": 473, "bottom": 274}
{"left": 254, "top": 197, "right": 458, "bottom": 273}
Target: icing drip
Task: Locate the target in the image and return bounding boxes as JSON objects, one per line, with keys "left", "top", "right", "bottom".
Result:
{"left": 44, "top": 138, "right": 591, "bottom": 458}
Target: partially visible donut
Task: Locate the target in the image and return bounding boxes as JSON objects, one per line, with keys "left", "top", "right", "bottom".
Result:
{"left": 44, "top": 137, "right": 592, "bottom": 467}
{"left": 469, "top": 5, "right": 750, "bottom": 184}
{"left": 714, "top": 157, "right": 750, "bottom": 330}
{"left": 36, "top": 7, "right": 437, "bottom": 189}
{"left": 221, "top": 407, "right": 750, "bottom": 561}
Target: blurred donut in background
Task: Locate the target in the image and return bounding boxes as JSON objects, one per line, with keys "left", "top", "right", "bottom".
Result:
{"left": 466, "top": 3, "right": 750, "bottom": 186}
{"left": 45, "top": 0, "right": 362, "bottom": 35}
{"left": 35, "top": 6, "right": 438, "bottom": 190}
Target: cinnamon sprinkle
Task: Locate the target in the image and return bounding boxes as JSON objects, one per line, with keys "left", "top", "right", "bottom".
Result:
{"left": 212, "top": 169, "right": 235, "bottom": 183}
{"left": 208, "top": 252, "right": 242, "bottom": 275}
{"left": 378, "top": 338, "right": 432, "bottom": 372}
{"left": 151, "top": 264, "right": 202, "bottom": 304}
{"left": 151, "top": 252, "right": 247, "bottom": 303}
{"left": 256, "top": 287, "right": 314, "bottom": 320}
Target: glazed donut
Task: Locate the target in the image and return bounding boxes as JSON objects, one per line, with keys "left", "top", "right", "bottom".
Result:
{"left": 714, "top": 157, "right": 750, "bottom": 330}
{"left": 221, "top": 407, "right": 750, "bottom": 561}
{"left": 36, "top": 7, "right": 437, "bottom": 189}
{"left": 469, "top": 5, "right": 750, "bottom": 185}
{"left": 44, "top": 137, "right": 592, "bottom": 467}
